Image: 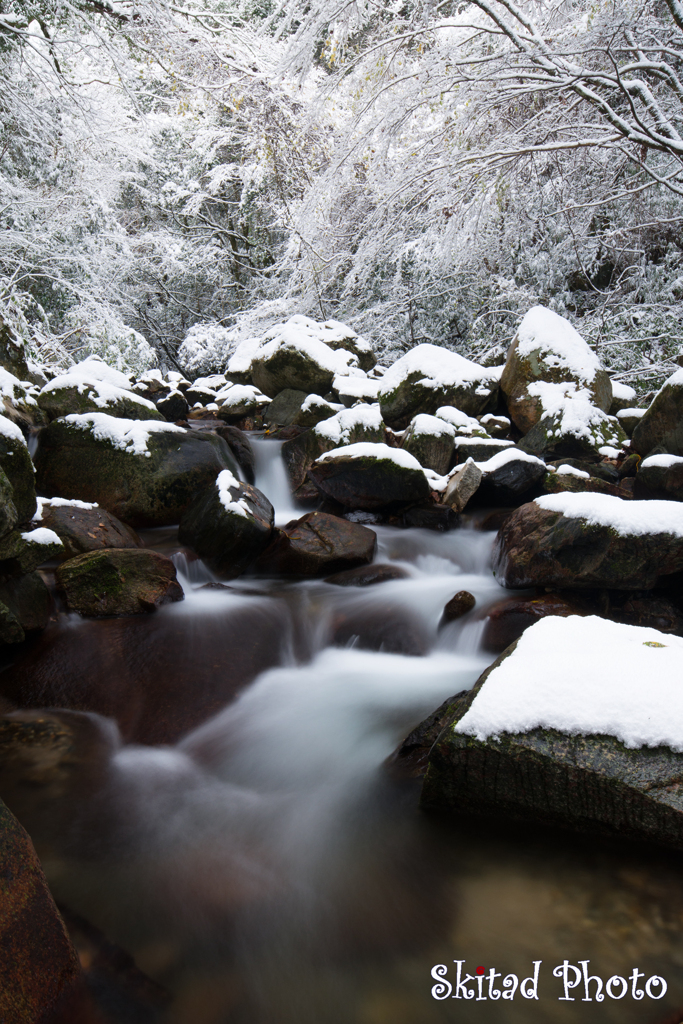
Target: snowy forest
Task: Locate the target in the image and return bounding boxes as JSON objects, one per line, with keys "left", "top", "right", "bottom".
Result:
{"left": 4, "top": 0, "right": 683, "bottom": 387}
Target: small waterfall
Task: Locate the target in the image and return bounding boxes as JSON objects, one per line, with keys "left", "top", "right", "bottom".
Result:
{"left": 251, "top": 436, "right": 302, "bottom": 525}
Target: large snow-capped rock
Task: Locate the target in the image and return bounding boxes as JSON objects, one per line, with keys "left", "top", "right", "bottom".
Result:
{"left": 0, "top": 415, "right": 36, "bottom": 523}
{"left": 308, "top": 442, "right": 430, "bottom": 509}
{"left": 250, "top": 317, "right": 366, "bottom": 397}
{"left": 178, "top": 469, "right": 274, "bottom": 578}
{"left": 500, "top": 306, "right": 612, "bottom": 433}
{"left": 632, "top": 368, "right": 683, "bottom": 458}
{"left": 634, "top": 453, "right": 683, "bottom": 502}
{"left": 493, "top": 492, "right": 683, "bottom": 589}
{"left": 401, "top": 414, "right": 455, "bottom": 474}
{"left": 281, "top": 404, "right": 386, "bottom": 496}
{"left": 38, "top": 359, "right": 163, "bottom": 422}
{"left": 420, "top": 615, "right": 683, "bottom": 850}
{"left": 517, "top": 381, "right": 626, "bottom": 457}
{"left": 34, "top": 413, "right": 240, "bottom": 526}
{"left": 378, "top": 344, "right": 499, "bottom": 430}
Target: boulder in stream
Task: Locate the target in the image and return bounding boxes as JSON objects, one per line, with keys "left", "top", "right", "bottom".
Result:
{"left": 178, "top": 470, "right": 274, "bottom": 579}
{"left": 56, "top": 548, "right": 184, "bottom": 616}
{"left": 634, "top": 453, "right": 683, "bottom": 501}
{"left": 0, "top": 415, "right": 37, "bottom": 523}
{"left": 33, "top": 498, "right": 142, "bottom": 558}
{"left": 420, "top": 615, "right": 683, "bottom": 851}
{"left": 400, "top": 414, "right": 455, "bottom": 474}
{"left": 255, "top": 511, "right": 376, "bottom": 576}
{"left": 308, "top": 442, "right": 430, "bottom": 510}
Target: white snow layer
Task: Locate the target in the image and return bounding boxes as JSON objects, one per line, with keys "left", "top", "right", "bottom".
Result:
{"left": 535, "top": 491, "right": 683, "bottom": 537}
{"left": 526, "top": 381, "right": 617, "bottom": 442}
{"left": 407, "top": 413, "right": 456, "bottom": 437}
{"left": 611, "top": 381, "right": 637, "bottom": 403}
{"left": 333, "top": 375, "right": 380, "bottom": 400}
{"left": 641, "top": 454, "right": 683, "bottom": 469}
{"left": 475, "top": 449, "right": 545, "bottom": 473}
{"left": 0, "top": 414, "right": 26, "bottom": 444}
{"left": 255, "top": 318, "right": 364, "bottom": 377}
{"left": 216, "top": 469, "right": 251, "bottom": 519}
{"left": 435, "top": 406, "right": 485, "bottom": 435}
{"left": 616, "top": 407, "right": 645, "bottom": 420}
{"left": 515, "top": 306, "right": 603, "bottom": 382}
{"left": 42, "top": 369, "right": 157, "bottom": 412}
{"left": 63, "top": 357, "right": 133, "bottom": 390}
{"left": 34, "top": 497, "right": 99, "bottom": 520}
{"left": 316, "top": 441, "right": 423, "bottom": 470}
{"left": 21, "top": 527, "right": 63, "bottom": 548}
{"left": 454, "top": 615, "right": 683, "bottom": 751}
{"left": 64, "top": 413, "right": 186, "bottom": 457}
{"left": 554, "top": 464, "right": 590, "bottom": 479}
{"left": 379, "top": 344, "right": 496, "bottom": 392}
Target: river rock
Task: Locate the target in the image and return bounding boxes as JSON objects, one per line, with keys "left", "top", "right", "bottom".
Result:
{"left": 0, "top": 464, "right": 17, "bottom": 540}
{"left": 0, "top": 600, "right": 289, "bottom": 744}
{"left": 476, "top": 449, "right": 547, "bottom": 503}
{"left": 443, "top": 460, "right": 482, "bottom": 512}
{"left": 281, "top": 405, "right": 386, "bottom": 496}
{"left": 178, "top": 470, "right": 273, "bottom": 578}
{"left": 378, "top": 344, "right": 499, "bottom": 430}
{"left": 435, "top": 406, "right": 489, "bottom": 437}
{"left": 330, "top": 603, "right": 429, "bottom": 656}
{"left": 264, "top": 388, "right": 309, "bottom": 427}
{"left": 0, "top": 572, "right": 52, "bottom": 642}
{"left": 441, "top": 590, "right": 476, "bottom": 624}
{"left": 634, "top": 454, "right": 683, "bottom": 501}
{"left": 34, "top": 498, "right": 141, "bottom": 558}
{"left": 493, "top": 493, "right": 683, "bottom": 589}
{"left": 316, "top": 319, "right": 376, "bottom": 372}
{"left": 34, "top": 413, "right": 240, "bottom": 526}
{"left": 156, "top": 389, "right": 189, "bottom": 421}
{"left": 517, "top": 392, "right": 625, "bottom": 458}
{"left": 38, "top": 371, "right": 163, "bottom": 422}
{"left": 332, "top": 374, "right": 381, "bottom": 407}
{"left": 0, "top": 796, "right": 81, "bottom": 1018}
{"left": 293, "top": 394, "right": 342, "bottom": 428}
{"left": 211, "top": 423, "right": 256, "bottom": 483}
{"left": 0, "top": 416, "right": 36, "bottom": 523}
{"left": 308, "top": 443, "right": 430, "bottom": 510}
{"left": 397, "top": 503, "right": 459, "bottom": 530}
{"left": 632, "top": 369, "right": 683, "bottom": 457}
{"left": 453, "top": 437, "right": 515, "bottom": 463}
{"left": 616, "top": 407, "right": 645, "bottom": 437}
{"left": 251, "top": 319, "right": 360, "bottom": 398}
{"left": 481, "top": 593, "right": 581, "bottom": 653}
{"left": 500, "top": 306, "right": 612, "bottom": 433}
{"left": 56, "top": 548, "right": 184, "bottom": 616}
{"left": 255, "top": 511, "right": 376, "bottom": 576}
{"left": 325, "top": 563, "right": 410, "bottom": 587}
{"left": 539, "top": 464, "right": 628, "bottom": 498}
{"left": 401, "top": 414, "right": 455, "bottom": 474}
{"left": 478, "top": 413, "right": 511, "bottom": 438}
{"left": 420, "top": 615, "right": 683, "bottom": 851}
{"left": 216, "top": 383, "right": 271, "bottom": 420}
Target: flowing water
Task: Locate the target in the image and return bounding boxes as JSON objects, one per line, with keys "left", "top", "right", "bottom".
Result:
{"left": 6, "top": 441, "right": 683, "bottom": 1023}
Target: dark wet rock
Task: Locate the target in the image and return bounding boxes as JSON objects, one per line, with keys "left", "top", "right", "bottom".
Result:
{"left": 0, "top": 431, "right": 36, "bottom": 523}
{"left": 269, "top": 424, "right": 309, "bottom": 442}
{"left": 420, "top": 641, "right": 683, "bottom": 851}
{"left": 400, "top": 414, "right": 455, "bottom": 474}
{"left": 34, "top": 415, "right": 240, "bottom": 526}
{"left": 500, "top": 306, "right": 612, "bottom": 433}
{"left": 308, "top": 445, "right": 430, "bottom": 510}
{"left": 477, "top": 452, "right": 547, "bottom": 504}
{"left": 453, "top": 438, "right": 516, "bottom": 464}
{"left": 444, "top": 460, "right": 482, "bottom": 512}
{"left": 605, "top": 591, "right": 683, "bottom": 635}
{"left": 264, "top": 388, "right": 308, "bottom": 427}
{"left": 493, "top": 497, "right": 683, "bottom": 589}
{"left": 616, "top": 409, "right": 645, "bottom": 437}
{"left": 293, "top": 395, "right": 341, "bottom": 429}
{"left": 0, "top": 528, "right": 63, "bottom": 581}
{"left": 634, "top": 456, "right": 683, "bottom": 502}
{"left": 56, "top": 548, "right": 184, "bottom": 616}
{"left": 0, "top": 710, "right": 118, "bottom": 856}
{"left": 255, "top": 511, "right": 376, "bottom": 576}
{"left": 618, "top": 452, "right": 641, "bottom": 478}
{"left": 547, "top": 458, "right": 620, "bottom": 483}
{"left": 397, "top": 502, "right": 459, "bottom": 531}
{"left": 281, "top": 429, "right": 327, "bottom": 492}
{"left": 378, "top": 344, "right": 498, "bottom": 430}
{"left": 478, "top": 414, "right": 511, "bottom": 439}
{"left": 36, "top": 501, "right": 142, "bottom": 558}
{"left": 539, "top": 467, "right": 630, "bottom": 498}
{"left": 0, "top": 572, "right": 52, "bottom": 643}
{"left": 325, "top": 563, "right": 409, "bottom": 587}
{"left": 0, "top": 600, "right": 289, "bottom": 744}
{"left": 156, "top": 390, "right": 189, "bottom": 422}
{"left": 389, "top": 691, "right": 470, "bottom": 779}
{"left": 441, "top": 590, "right": 476, "bottom": 624}
{"left": 281, "top": 409, "right": 385, "bottom": 495}
{"left": 185, "top": 384, "right": 217, "bottom": 406}
{"left": 482, "top": 593, "right": 581, "bottom": 653}
{"left": 0, "top": 465, "right": 17, "bottom": 540}
{"left": 330, "top": 603, "right": 429, "bottom": 656}
{"left": 632, "top": 370, "right": 683, "bottom": 457}
{"left": 210, "top": 424, "right": 255, "bottom": 483}
{"left": 477, "top": 508, "right": 515, "bottom": 532}
{"left": 0, "top": 795, "right": 81, "bottom": 1018}
{"left": 178, "top": 472, "right": 273, "bottom": 579}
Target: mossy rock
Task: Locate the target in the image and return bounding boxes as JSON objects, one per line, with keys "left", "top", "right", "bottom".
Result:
{"left": 36, "top": 502, "right": 141, "bottom": 558}
{"left": 34, "top": 417, "right": 241, "bottom": 526}
{"left": 0, "top": 432, "right": 36, "bottom": 523}
{"left": 37, "top": 382, "right": 163, "bottom": 422}
{"left": 401, "top": 416, "right": 455, "bottom": 474}
{"left": 56, "top": 548, "right": 184, "bottom": 616}
{"left": 421, "top": 642, "right": 683, "bottom": 850}
{"left": 0, "top": 465, "right": 17, "bottom": 540}
{"left": 252, "top": 345, "right": 337, "bottom": 398}
{"left": 518, "top": 409, "right": 626, "bottom": 459}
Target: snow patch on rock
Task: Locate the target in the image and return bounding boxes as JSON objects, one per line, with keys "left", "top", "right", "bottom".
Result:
{"left": 535, "top": 491, "right": 683, "bottom": 537}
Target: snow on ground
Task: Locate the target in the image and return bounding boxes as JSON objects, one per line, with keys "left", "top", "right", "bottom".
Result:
{"left": 515, "top": 306, "right": 603, "bottom": 382}
{"left": 316, "top": 441, "right": 423, "bottom": 470}
{"left": 454, "top": 615, "right": 683, "bottom": 750}
{"left": 535, "top": 491, "right": 683, "bottom": 536}
{"left": 65, "top": 413, "right": 185, "bottom": 457}
{"left": 333, "top": 375, "right": 380, "bottom": 400}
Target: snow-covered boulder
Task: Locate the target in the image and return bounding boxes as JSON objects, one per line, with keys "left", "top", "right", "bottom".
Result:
{"left": 616, "top": 407, "right": 645, "bottom": 437}
{"left": 478, "top": 413, "right": 511, "bottom": 439}
{"left": 475, "top": 448, "right": 547, "bottom": 503}
{"left": 38, "top": 362, "right": 163, "bottom": 423}
{"left": 178, "top": 469, "right": 273, "bottom": 579}
{"left": 251, "top": 319, "right": 363, "bottom": 398}
{"left": 454, "top": 437, "right": 516, "bottom": 463}
{"left": 156, "top": 390, "right": 189, "bottom": 422}
{"left": 494, "top": 492, "right": 683, "bottom": 589}
{"left": 609, "top": 380, "right": 637, "bottom": 415}
{"left": 421, "top": 615, "right": 683, "bottom": 850}
{"left": 333, "top": 374, "right": 381, "bottom": 406}
{"left": 293, "top": 394, "right": 341, "bottom": 429}
{"left": 311, "top": 318, "right": 376, "bottom": 372}
{"left": 401, "top": 413, "right": 455, "bottom": 474}
{"left": 378, "top": 344, "right": 499, "bottom": 430}
{"left": 517, "top": 382, "right": 626, "bottom": 458}
{"left": 308, "top": 442, "right": 430, "bottom": 510}
{"left": 34, "top": 413, "right": 240, "bottom": 526}
{"left": 634, "top": 453, "right": 683, "bottom": 502}
{"left": 632, "top": 368, "right": 683, "bottom": 458}
{"left": 435, "top": 406, "right": 488, "bottom": 437}
{"left": 500, "top": 307, "right": 612, "bottom": 433}
{"left": 216, "top": 383, "right": 271, "bottom": 420}
{"left": 0, "top": 366, "right": 44, "bottom": 430}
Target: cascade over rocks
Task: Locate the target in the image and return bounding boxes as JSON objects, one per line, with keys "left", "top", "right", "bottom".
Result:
{"left": 419, "top": 616, "right": 683, "bottom": 851}
{"left": 500, "top": 306, "right": 612, "bottom": 433}
{"left": 281, "top": 405, "right": 386, "bottom": 497}
{"left": 378, "top": 344, "right": 499, "bottom": 430}
{"left": 178, "top": 470, "right": 274, "bottom": 579}
{"left": 34, "top": 413, "right": 240, "bottom": 526}
{"left": 34, "top": 499, "right": 142, "bottom": 558}
{"left": 308, "top": 443, "right": 430, "bottom": 510}
{"left": 211, "top": 423, "right": 256, "bottom": 483}
{"left": 632, "top": 369, "right": 683, "bottom": 457}
{"left": 330, "top": 603, "right": 429, "bottom": 656}
{"left": 56, "top": 548, "right": 184, "bottom": 616}
{"left": 493, "top": 493, "right": 683, "bottom": 589}
{"left": 325, "top": 563, "right": 410, "bottom": 587}
{"left": 255, "top": 511, "right": 376, "bottom": 576}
